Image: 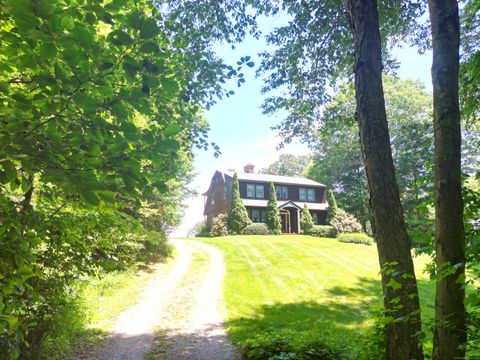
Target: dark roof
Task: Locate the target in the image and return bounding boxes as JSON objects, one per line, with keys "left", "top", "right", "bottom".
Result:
{"left": 223, "top": 171, "right": 326, "bottom": 187}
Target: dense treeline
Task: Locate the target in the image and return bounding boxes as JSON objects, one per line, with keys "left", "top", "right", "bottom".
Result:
{"left": 0, "top": 0, "right": 252, "bottom": 357}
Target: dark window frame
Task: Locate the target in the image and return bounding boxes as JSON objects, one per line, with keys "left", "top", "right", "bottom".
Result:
{"left": 246, "top": 183, "right": 265, "bottom": 199}
{"left": 276, "top": 185, "right": 288, "bottom": 199}
{"left": 299, "top": 187, "right": 315, "bottom": 202}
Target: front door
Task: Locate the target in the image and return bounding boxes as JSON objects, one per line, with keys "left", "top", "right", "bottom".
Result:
{"left": 280, "top": 210, "right": 290, "bottom": 233}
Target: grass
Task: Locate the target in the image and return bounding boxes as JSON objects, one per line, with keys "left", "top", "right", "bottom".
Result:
{"left": 82, "top": 256, "right": 177, "bottom": 331}
{"left": 37, "top": 254, "right": 177, "bottom": 359}
{"left": 199, "top": 235, "right": 435, "bottom": 359}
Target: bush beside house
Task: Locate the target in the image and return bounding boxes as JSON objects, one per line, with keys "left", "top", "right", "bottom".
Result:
{"left": 228, "top": 172, "right": 251, "bottom": 234}
{"left": 244, "top": 223, "right": 271, "bottom": 235}
{"left": 211, "top": 214, "right": 229, "bottom": 237}
{"left": 300, "top": 204, "right": 314, "bottom": 233}
{"left": 330, "top": 209, "right": 362, "bottom": 234}
{"left": 266, "top": 183, "right": 282, "bottom": 235}
{"left": 326, "top": 188, "right": 338, "bottom": 224}
{"left": 307, "top": 225, "right": 336, "bottom": 238}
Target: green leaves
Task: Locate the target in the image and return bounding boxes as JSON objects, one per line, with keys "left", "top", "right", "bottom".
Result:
{"left": 140, "top": 18, "right": 160, "bottom": 39}
{"left": 161, "top": 78, "right": 180, "bottom": 95}
{"left": 108, "top": 30, "right": 134, "bottom": 46}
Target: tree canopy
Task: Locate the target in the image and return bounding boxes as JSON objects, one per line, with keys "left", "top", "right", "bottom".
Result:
{"left": 260, "top": 154, "right": 311, "bottom": 177}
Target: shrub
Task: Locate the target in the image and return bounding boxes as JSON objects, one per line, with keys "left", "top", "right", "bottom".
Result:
{"left": 301, "top": 204, "right": 314, "bottom": 233}
{"left": 326, "top": 188, "right": 338, "bottom": 224}
{"left": 307, "top": 225, "right": 336, "bottom": 238}
{"left": 244, "top": 223, "right": 271, "bottom": 235}
{"left": 211, "top": 214, "right": 229, "bottom": 237}
{"left": 330, "top": 209, "right": 362, "bottom": 234}
{"left": 228, "top": 173, "right": 251, "bottom": 234}
{"left": 337, "top": 232, "right": 373, "bottom": 245}
{"left": 240, "top": 329, "right": 340, "bottom": 360}
{"left": 187, "top": 221, "right": 210, "bottom": 237}
{"left": 266, "top": 183, "right": 282, "bottom": 235}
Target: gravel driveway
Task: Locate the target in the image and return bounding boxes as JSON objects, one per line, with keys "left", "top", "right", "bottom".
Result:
{"left": 83, "top": 240, "right": 239, "bottom": 360}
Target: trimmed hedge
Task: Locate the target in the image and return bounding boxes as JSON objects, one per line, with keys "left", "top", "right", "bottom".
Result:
{"left": 307, "top": 225, "right": 336, "bottom": 238}
{"left": 337, "top": 232, "right": 373, "bottom": 245}
{"left": 244, "top": 223, "right": 271, "bottom": 235}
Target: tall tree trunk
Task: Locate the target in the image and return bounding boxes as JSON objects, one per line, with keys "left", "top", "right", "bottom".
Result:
{"left": 342, "top": 1, "right": 424, "bottom": 358}
{"left": 428, "top": 1, "right": 467, "bottom": 358}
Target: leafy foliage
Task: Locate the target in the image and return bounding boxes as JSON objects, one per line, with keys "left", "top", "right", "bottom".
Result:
{"left": 254, "top": 0, "right": 428, "bottom": 144}
{"left": 266, "top": 183, "right": 282, "bottom": 235}
{"left": 240, "top": 329, "right": 340, "bottom": 360}
{"left": 211, "top": 214, "right": 229, "bottom": 237}
{"left": 337, "top": 233, "right": 374, "bottom": 246}
{"left": 0, "top": 0, "right": 253, "bottom": 356}
{"left": 326, "top": 188, "right": 337, "bottom": 224}
{"left": 244, "top": 223, "right": 271, "bottom": 235}
{"left": 305, "top": 76, "right": 466, "bottom": 234}
{"left": 460, "top": 0, "right": 480, "bottom": 124}
{"left": 260, "top": 154, "right": 311, "bottom": 176}
{"left": 330, "top": 209, "right": 363, "bottom": 235}
{"left": 188, "top": 221, "right": 210, "bottom": 237}
{"left": 228, "top": 173, "right": 251, "bottom": 234}
{"left": 306, "top": 225, "right": 336, "bottom": 239}
{"left": 300, "top": 204, "right": 314, "bottom": 233}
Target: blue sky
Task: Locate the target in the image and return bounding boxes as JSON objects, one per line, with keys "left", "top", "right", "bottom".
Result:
{"left": 171, "top": 25, "right": 433, "bottom": 237}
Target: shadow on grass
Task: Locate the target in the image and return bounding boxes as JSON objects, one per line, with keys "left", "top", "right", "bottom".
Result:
{"left": 226, "top": 276, "right": 435, "bottom": 357}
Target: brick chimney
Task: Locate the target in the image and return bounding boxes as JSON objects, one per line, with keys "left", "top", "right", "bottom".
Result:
{"left": 243, "top": 163, "right": 255, "bottom": 173}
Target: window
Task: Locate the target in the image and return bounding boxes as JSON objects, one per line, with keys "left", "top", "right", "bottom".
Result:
{"left": 247, "top": 184, "right": 255, "bottom": 198}
{"left": 255, "top": 185, "right": 264, "bottom": 199}
{"left": 249, "top": 209, "right": 266, "bottom": 223}
{"left": 299, "top": 187, "right": 306, "bottom": 201}
{"left": 312, "top": 212, "right": 319, "bottom": 225}
{"left": 246, "top": 184, "right": 264, "bottom": 199}
{"left": 307, "top": 188, "right": 315, "bottom": 202}
{"left": 210, "top": 195, "right": 215, "bottom": 205}
{"left": 276, "top": 185, "right": 288, "bottom": 199}
{"left": 299, "top": 187, "right": 315, "bottom": 202}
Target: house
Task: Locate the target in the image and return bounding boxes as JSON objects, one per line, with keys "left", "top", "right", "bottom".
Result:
{"left": 203, "top": 164, "right": 329, "bottom": 233}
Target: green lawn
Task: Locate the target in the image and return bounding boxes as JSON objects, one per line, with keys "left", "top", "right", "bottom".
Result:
{"left": 199, "top": 235, "right": 435, "bottom": 359}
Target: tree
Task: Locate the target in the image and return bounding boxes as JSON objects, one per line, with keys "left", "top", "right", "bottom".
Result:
{"left": 228, "top": 172, "right": 251, "bottom": 234}
{"left": 326, "top": 188, "right": 338, "bottom": 225}
{"left": 460, "top": 0, "right": 480, "bottom": 124}
{"left": 255, "top": 0, "right": 426, "bottom": 356}
{"left": 266, "top": 182, "right": 282, "bottom": 234}
{"left": 300, "top": 204, "right": 314, "bottom": 233}
{"left": 307, "top": 76, "right": 434, "bottom": 232}
{"left": 260, "top": 154, "right": 311, "bottom": 176}
{"left": 342, "top": 2, "right": 423, "bottom": 357}
{"left": 0, "top": 0, "right": 254, "bottom": 356}
{"left": 428, "top": 0, "right": 466, "bottom": 358}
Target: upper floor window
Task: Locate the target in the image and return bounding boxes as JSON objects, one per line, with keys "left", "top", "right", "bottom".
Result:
{"left": 246, "top": 184, "right": 264, "bottom": 199}
{"left": 276, "top": 185, "right": 288, "bottom": 199}
{"left": 299, "top": 187, "right": 315, "bottom": 202}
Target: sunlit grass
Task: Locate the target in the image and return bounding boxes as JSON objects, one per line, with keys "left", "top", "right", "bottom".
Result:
{"left": 81, "top": 254, "right": 177, "bottom": 331}
{"left": 200, "top": 235, "right": 435, "bottom": 358}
